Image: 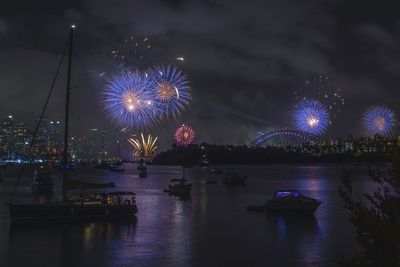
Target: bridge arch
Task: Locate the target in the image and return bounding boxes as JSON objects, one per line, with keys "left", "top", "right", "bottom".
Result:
{"left": 250, "top": 128, "right": 321, "bottom": 147}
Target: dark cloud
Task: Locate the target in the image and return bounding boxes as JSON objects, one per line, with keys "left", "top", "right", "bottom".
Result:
{"left": 1, "top": 0, "right": 400, "bottom": 147}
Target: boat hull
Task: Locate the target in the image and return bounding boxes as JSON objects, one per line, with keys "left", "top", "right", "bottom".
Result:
{"left": 265, "top": 200, "right": 321, "bottom": 214}
{"left": 8, "top": 203, "right": 138, "bottom": 221}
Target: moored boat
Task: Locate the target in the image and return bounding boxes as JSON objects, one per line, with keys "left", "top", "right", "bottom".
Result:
{"left": 137, "top": 163, "right": 147, "bottom": 177}
{"left": 265, "top": 190, "right": 322, "bottom": 213}
{"left": 165, "top": 180, "right": 192, "bottom": 196}
{"left": 223, "top": 171, "right": 247, "bottom": 186}
{"left": 198, "top": 155, "right": 210, "bottom": 167}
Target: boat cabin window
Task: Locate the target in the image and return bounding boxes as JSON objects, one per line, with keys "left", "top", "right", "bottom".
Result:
{"left": 273, "top": 191, "right": 301, "bottom": 198}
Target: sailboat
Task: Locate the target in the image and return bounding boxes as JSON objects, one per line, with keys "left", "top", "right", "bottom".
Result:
{"left": 7, "top": 25, "right": 138, "bottom": 221}
{"left": 164, "top": 145, "right": 191, "bottom": 196}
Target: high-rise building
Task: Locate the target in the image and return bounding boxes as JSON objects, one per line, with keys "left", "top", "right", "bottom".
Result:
{"left": 0, "top": 115, "right": 15, "bottom": 157}
{"left": 83, "top": 128, "right": 110, "bottom": 161}
{"left": 49, "top": 120, "right": 61, "bottom": 154}
{"left": 31, "top": 118, "right": 50, "bottom": 158}
{"left": 14, "top": 122, "right": 30, "bottom": 156}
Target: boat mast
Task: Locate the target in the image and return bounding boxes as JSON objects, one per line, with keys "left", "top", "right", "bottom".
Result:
{"left": 62, "top": 25, "right": 75, "bottom": 201}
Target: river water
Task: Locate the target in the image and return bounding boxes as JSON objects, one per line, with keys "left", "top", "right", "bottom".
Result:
{"left": 0, "top": 164, "right": 379, "bottom": 267}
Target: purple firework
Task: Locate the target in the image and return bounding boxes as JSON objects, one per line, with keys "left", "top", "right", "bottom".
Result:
{"left": 363, "top": 106, "right": 396, "bottom": 136}
{"left": 294, "top": 99, "right": 330, "bottom": 135}
{"left": 103, "top": 70, "right": 158, "bottom": 129}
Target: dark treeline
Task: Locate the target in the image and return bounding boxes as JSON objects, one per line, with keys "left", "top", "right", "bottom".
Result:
{"left": 151, "top": 144, "right": 390, "bottom": 165}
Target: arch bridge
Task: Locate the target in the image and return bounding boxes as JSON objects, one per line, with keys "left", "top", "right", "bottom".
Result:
{"left": 250, "top": 128, "right": 321, "bottom": 147}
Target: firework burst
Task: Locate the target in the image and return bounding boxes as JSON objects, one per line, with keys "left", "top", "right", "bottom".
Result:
{"left": 103, "top": 70, "right": 158, "bottom": 129}
{"left": 294, "top": 99, "right": 329, "bottom": 135}
{"left": 128, "top": 133, "right": 158, "bottom": 161}
{"left": 175, "top": 124, "right": 195, "bottom": 146}
{"left": 149, "top": 65, "right": 191, "bottom": 118}
{"left": 363, "top": 106, "right": 396, "bottom": 136}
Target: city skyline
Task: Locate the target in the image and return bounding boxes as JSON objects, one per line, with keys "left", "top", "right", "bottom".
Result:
{"left": 1, "top": 111, "right": 398, "bottom": 163}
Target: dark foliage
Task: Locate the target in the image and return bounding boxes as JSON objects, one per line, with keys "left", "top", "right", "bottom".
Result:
{"left": 339, "top": 151, "right": 400, "bottom": 266}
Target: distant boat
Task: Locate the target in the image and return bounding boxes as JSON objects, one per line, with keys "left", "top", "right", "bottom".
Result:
{"left": 137, "top": 161, "right": 147, "bottom": 177}
{"left": 223, "top": 171, "right": 247, "bottom": 186}
{"left": 31, "top": 167, "right": 54, "bottom": 194}
{"left": 164, "top": 180, "right": 192, "bottom": 196}
{"left": 198, "top": 156, "right": 210, "bottom": 167}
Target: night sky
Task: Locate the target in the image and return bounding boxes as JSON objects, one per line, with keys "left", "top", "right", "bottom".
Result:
{"left": 1, "top": 0, "right": 400, "bottom": 147}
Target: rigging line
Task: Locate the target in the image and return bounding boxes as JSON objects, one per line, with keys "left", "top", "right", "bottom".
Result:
{"left": 8, "top": 37, "right": 70, "bottom": 203}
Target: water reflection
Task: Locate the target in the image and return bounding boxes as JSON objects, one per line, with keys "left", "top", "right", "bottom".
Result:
{"left": 1, "top": 164, "right": 373, "bottom": 266}
{"left": 266, "top": 213, "right": 321, "bottom": 266}
{"left": 8, "top": 220, "right": 137, "bottom": 267}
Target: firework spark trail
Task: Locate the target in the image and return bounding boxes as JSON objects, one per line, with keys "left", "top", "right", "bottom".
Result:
{"left": 294, "top": 99, "right": 329, "bottom": 135}
{"left": 294, "top": 75, "right": 344, "bottom": 120}
{"left": 115, "top": 36, "right": 151, "bottom": 68}
{"left": 363, "top": 106, "right": 396, "bottom": 136}
{"left": 99, "top": 36, "right": 152, "bottom": 78}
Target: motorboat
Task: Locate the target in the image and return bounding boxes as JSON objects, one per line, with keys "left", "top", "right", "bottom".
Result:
{"left": 223, "top": 171, "right": 247, "bottom": 185}
{"left": 31, "top": 167, "right": 54, "bottom": 194}
{"left": 265, "top": 190, "right": 322, "bottom": 213}
{"left": 164, "top": 180, "right": 192, "bottom": 196}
